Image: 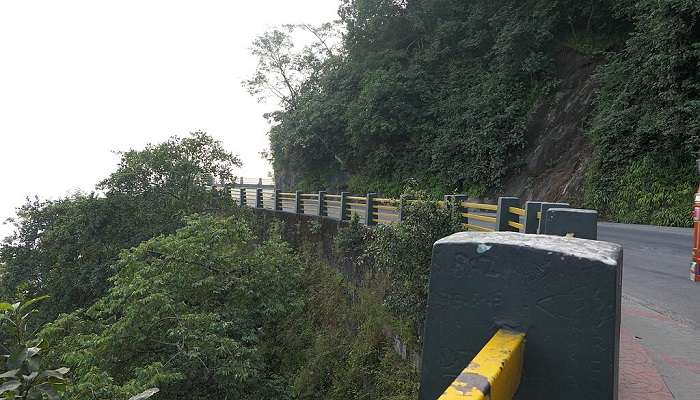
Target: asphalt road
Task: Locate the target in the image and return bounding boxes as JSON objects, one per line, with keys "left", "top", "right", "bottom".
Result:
{"left": 597, "top": 222, "right": 699, "bottom": 327}
{"left": 598, "top": 222, "right": 700, "bottom": 399}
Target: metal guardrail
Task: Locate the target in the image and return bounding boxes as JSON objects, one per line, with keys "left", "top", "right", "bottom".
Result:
{"left": 228, "top": 185, "right": 598, "bottom": 239}
{"left": 230, "top": 189, "right": 537, "bottom": 233}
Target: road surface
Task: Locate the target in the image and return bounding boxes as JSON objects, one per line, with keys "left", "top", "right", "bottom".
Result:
{"left": 598, "top": 222, "right": 700, "bottom": 400}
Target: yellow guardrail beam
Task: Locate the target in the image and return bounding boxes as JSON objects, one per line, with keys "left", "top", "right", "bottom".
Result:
{"left": 462, "top": 223, "right": 495, "bottom": 232}
{"left": 507, "top": 221, "right": 524, "bottom": 231}
{"left": 507, "top": 206, "right": 526, "bottom": 216}
{"left": 439, "top": 329, "right": 525, "bottom": 400}
{"left": 461, "top": 202, "right": 498, "bottom": 211}
{"left": 462, "top": 213, "right": 497, "bottom": 224}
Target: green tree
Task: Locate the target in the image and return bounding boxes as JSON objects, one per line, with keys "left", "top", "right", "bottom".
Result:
{"left": 40, "top": 214, "right": 303, "bottom": 400}
{"left": 586, "top": 0, "right": 700, "bottom": 225}
{"left": 0, "top": 132, "right": 241, "bottom": 321}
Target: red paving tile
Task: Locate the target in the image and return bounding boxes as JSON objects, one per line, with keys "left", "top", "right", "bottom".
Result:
{"left": 619, "top": 329, "right": 674, "bottom": 400}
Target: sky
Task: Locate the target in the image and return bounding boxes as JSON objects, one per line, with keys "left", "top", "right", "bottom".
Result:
{"left": 0, "top": 0, "right": 340, "bottom": 238}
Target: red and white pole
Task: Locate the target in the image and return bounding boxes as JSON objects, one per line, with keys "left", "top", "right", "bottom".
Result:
{"left": 692, "top": 189, "right": 700, "bottom": 282}
{"left": 692, "top": 155, "right": 700, "bottom": 282}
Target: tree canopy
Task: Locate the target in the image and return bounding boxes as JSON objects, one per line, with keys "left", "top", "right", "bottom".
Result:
{"left": 0, "top": 132, "right": 240, "bottom": 321}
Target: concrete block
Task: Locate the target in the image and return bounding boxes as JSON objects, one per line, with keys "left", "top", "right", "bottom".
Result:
{"left": 496, "top": 197, "right": 521, "bottom": 232}
{"left": 256, "top": 188, "right": 263, "bottom": 208}
{"left": 340, "top": 192, "right": 349, "bottom": 221}
{"left": 274, "top": 190, "right": 282, "bottom": 211}
{"left": 295, "top": 191, "right": 302, "bottom": 214}
{"left": 538, "top": 202, "right": 570, "bottom": 233}
{"left": 366, "top": 193, "right": 377, "bottom": 226}
{"left": 544, "top": 208, "right": 598, "bottom": 240}
{"left": 420, "top": 232, "right": 622, "bottom": 400}
{"left": 524, "top": 201, "right": 544, "bottom": 234}
{"left": 318, "top": 191, "right": 327, "bottom": 217}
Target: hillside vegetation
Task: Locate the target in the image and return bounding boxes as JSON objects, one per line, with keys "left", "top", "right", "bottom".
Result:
{"left": 0, "top": 133, "right": 417, "bottom": 399}
{"left": 249, "top": 0, "right": 700, "bottom": 226}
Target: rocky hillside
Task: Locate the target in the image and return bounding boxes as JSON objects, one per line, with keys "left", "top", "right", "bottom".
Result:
{"left": 501, "top": 48, "right": 600, "bottom": 203}
{"left": 248, "top": 0, "right": 700, "bottom": 226}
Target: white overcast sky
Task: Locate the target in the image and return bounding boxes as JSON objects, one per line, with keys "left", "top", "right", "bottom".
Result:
{"left": 0, "top": 1, "right": 340, "bottom": 238}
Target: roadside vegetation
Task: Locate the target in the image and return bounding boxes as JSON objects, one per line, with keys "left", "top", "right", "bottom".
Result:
{"left": 0, "top": 133, "right": 417, "bottom": 399}
{"left": 247, "top": 0, "right": 700, "bottom": 226}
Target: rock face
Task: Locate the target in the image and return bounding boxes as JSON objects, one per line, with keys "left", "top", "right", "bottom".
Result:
{"left": 501, "top": 48, "right": 601, "bottom": 204}
{"left": 275, "top": 48, "right": 601, "bottom": 200}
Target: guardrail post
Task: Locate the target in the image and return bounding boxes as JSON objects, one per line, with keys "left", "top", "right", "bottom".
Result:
{"left": 274, "top": 190, "right": 281, "bottom": 211}
{"left": 450, "top": 195, "right": 466, "bottom": 219}
{"left": 523, "top": 201, "right": 544, "bottom": 234}
{"left": 420, "top": 232, "right": 622, "bottom": 400}
{"left": 317, "top": 191, "right": 326, "bottom": 217}
{"left": 340, "top": 192, "right": 349, "bottom": 221}
{"left": 399, "top": 195, "right": 406, "bottom": 222}
{"left": 366, "top": 193, "right": 377, "bottom": 226}
{"left": 544, "top": 208, "right": 598, "bottom": 240}
{"left": 240, "top": 188, "right": 246, "bottom": 207}
{"left": 295, "top": 191, "right": 302, "bottom": 214}
{"left": 256, "top": 188, "right": 263, "bottom": 209}
{"left": 539, "top": 202, "right": 570, "bottom": 233}
{"left": 496, "top": 197, "right": 520, "bottom": 232}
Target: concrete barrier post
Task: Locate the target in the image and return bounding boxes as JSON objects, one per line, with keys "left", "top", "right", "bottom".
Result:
{"left": 420, "top": 232, "right": 622, "bottom": 400}
{"left": 496, "top": 197, "right": 521, "bottom": 232}
{"left": 538, "top": 202, "right": 570, "bottom": 233}
{"left": 448, "top": 195, "right": 467, "bottom": 219}
{"left": 317, "top": 191, "right": 326, "bottom": 217}
{"left": 240, "top": 188, "right": 246, "bottom": 207}
{"left": 295, "top": 191, "right": 302, "bottom": 214}
{"left": 256, "top": 188, "right": 263, "bottom": 209}
{"left": 524, "top": 201, "right": 544, "bottom": 234}
{"left": 340, "top": 192, "right": 349, "bottom": 221}
{"left": 274, "top": 190, "right": 281, "bottom": 211}
{"left": 544, "top": 208, "right": 598, "bottom": 240}
{"left": 366, "top": 193, "right": 377, "bottom": 226}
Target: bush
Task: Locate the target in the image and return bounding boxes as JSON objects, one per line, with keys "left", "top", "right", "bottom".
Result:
{"left": 586, "top": 157, "right": 695, "bottom": 227}
{"left": 335, "top": 195, "right": 462, "bottom": 343}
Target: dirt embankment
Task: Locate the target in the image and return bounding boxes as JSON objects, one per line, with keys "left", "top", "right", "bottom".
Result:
{"left": 501, "top": 48, "right": 602, "bottom": 204}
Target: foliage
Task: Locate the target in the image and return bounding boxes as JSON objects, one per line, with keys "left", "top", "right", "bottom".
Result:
{"left": 39, "top": 215, "right": 303, "bottom": 400}
{"left": 586, "top": 0, "right": 700, "bottom": 226}
{"left": 0, "top": 132, "right": 239, "bottom": 322}
{"left": 336, "top": 194, "right": 461, "bottom": 342}
{"left": 250, "top": 0, "right": 700, "bottom": 226}
{"left": 280, "top": 251, "right": 418, "bottom": 400}
{"left": 249, "top": 0, "right": 618, "bottom": 193}
{"left": 0, "top": 296, "right": 69, "bottom": 400}
{"left": 586, "top": 157, "right": 695, "bottom": 227}
{"left": 2, "top": 130, "right": 420, "bottom": 400}
{"left": 31, "top": 213, "right": 417, "bottom": 400}
{"left": 97, "top": 131, "right": 241, "bottom": 232}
